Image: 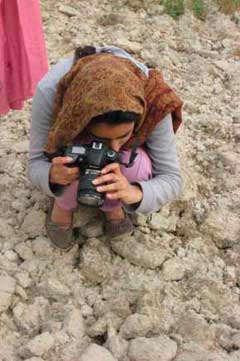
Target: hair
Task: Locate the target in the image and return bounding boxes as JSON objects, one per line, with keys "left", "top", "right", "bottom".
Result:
{"left": 74, "top": 45, "right": 96, "bottom": 63}
{"left": 90, "top": 111, "right": 140, "bottom": 127}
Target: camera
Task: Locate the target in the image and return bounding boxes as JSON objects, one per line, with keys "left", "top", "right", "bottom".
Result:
{"left": 64, "top": 141, "right": 121, "bottom": 207}
{"left": 45, "top": 140, "right": 138, "bottom": 208}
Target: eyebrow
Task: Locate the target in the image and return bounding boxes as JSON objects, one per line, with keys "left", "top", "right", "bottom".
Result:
{"left": 88, "top": 130, "right": 132, "bottom": 140}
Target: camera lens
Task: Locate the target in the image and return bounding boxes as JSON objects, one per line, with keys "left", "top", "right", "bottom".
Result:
{"left": 78, "top": 192, "right": 104, "bottom": 207}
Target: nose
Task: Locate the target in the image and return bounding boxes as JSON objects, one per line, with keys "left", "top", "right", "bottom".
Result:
{"left": 109, "top": 140, "right": 121, "bottom": 152}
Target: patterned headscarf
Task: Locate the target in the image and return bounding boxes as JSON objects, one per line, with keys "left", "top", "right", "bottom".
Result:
{"left": 44, "top": 53, "right": 183, "bottom": 153}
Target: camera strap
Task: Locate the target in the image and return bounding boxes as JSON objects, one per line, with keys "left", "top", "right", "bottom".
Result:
{"left": 121, "top": 137, "right": 139, "bottom": 168}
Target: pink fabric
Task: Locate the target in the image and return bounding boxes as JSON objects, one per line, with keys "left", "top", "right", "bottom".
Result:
{"left": 56, "top": 147, "right": 152, "bottom": 212}
{"left": 0, "top": 0, "right": 48, "bottom": 115}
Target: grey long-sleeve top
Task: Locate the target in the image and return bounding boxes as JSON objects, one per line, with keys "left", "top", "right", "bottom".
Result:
{"left": 28, "top": 46, "right": 182, "bottom": 215}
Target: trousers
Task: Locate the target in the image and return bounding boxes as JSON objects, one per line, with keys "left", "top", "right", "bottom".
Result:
{"left": 56, "top": 147, "right": 152, "bottom": 212}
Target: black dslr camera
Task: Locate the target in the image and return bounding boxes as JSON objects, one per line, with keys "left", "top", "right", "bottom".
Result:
{"left": 46, "top": 140, "right": 138, "bottom": 208}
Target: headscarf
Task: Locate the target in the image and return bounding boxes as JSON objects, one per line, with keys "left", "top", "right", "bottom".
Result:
{"left": 44, "top": 53, "right": 183, "bottom": 153}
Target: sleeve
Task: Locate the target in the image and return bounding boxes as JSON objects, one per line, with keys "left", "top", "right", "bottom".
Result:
{"left": 27, "top": 86, "right": 65, "bottom": 197}
{"left": 123, "top": 113, "right": 182, "bottom": 215}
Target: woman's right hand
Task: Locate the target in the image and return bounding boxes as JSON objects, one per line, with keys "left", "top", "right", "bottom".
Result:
{"left": 49, "top": 157, "right": 80, "bottom": 185}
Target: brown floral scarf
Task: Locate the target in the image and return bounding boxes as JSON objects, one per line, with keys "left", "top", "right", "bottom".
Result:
{"left": 44, "top": 53, "right": 183, "bottom": 153}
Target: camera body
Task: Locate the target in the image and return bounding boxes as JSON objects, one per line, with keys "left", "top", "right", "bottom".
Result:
{"left": 63, "top": 141, "right": 121, "bottom": 207}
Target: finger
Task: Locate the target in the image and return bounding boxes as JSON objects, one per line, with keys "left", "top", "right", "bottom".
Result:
{"left": 96, "top": 182, "right": 121, "bottom": 193}
{"left": 92, "top": 173, "right": 118, "bottom": 185}
{"left": 65, "top": 167, "right": 79, "bottom": 176}
{"left": 52, "top": 156, "right": 74, "bottom": 165}
{"left": 101, "top": 163, "right": 121, "bottom": 175}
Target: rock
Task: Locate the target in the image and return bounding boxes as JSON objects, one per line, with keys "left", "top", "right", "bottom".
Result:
{"left": 80, "top": 238, "right": 112, "bottom": 284}
{"left": 31, "top": 237, "right": 54, "bottom": 256}
{"left": 14, "top": 140, "right": 29, "bottom": 153}
{"left": 41, "top": 278, "right": 71, "bottom": 301}
{"left": 110, "top": 235, "right": 168, "bottom": 269}
{"left": 79, "top": 344, "right": 117, "bottom": 361}
{"left": 148, "top": 211, "right": 177, "bottom": 233}
{"left": 162, "top": 257, "right": 186, "bottom": 281}
{"left": 114, "top": 39, "right": 143, "bottom": 53}
{"left": 0, "top": 274, "right": 16, "bottom": 293}
{"left": 216, "top": 324, "right": 240, "bottom": 352}
{"left": 19, "top": 332, "right": 55, "bottom": 358}
{"left": 58, "top": 5, "right": 78, "bottom": 17}
{"left": 15, "top": 271, "right": 32, "bottom": 288}
{"left": 21, "top": 209, "right": 46, "bottom": 238}
{"left": 15, "top": 242, "right": 34, "bottom": 260}
{"left": 131, "top": 213, "right": 148, "bottom": 227}
{"left": 13, "top": 302, "right": 41, "bottom": 335}
{"left": 119, "top": 313, "right": 155, "bottom": 339}
{"left": 4, "top": 250, "right": 18, "bottom": 262}
{"left": 87, "top": 317, "right": 107, "bottom": 337}
{"left": 174, "top": 342, "right": 229, "bottom": 361}
{"left": 105, "top": 327, "right": 129, "bottom": 360}
{"left": 201, "top": 209, "right": 240, "bottom": 248}
{"left": 0, "top": 275, "right": 16, "bottom": 312}
{"left": 63, "top": 307, "right": 85, "bottom": 338}
{"left": 174, "top": 310, "right": 216, "bottom": 348}
{"left": 225, "top": 314, "right": 240, "bottom": 330}
{"left": 81, "top": 304, "right": 93, "bottom": 318}
{"left": 128, "top": 336, "right": 177, "bottom": 361}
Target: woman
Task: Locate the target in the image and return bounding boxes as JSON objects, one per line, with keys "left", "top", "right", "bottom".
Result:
{"left": 28, "top": 45, "right": 183, "bottom": 251}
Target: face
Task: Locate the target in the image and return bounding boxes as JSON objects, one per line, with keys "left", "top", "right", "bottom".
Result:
{"left": 86, "top": 122, "right": 135, "bottom": 152}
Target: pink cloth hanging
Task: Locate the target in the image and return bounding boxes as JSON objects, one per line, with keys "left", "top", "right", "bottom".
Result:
{"left": 0, "top": 0, "right": 48, "bottom": 115}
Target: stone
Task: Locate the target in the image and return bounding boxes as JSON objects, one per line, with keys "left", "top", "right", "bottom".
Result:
{"left": 15, "top": 272, "right": 32, "bottom": 288}
{"left": 128, "top": 336, "right": 177, "bottom": 361}
{"left": 0, "top": 275, "right": 16, "bottom": 312}
{"left": 13, "top": 302, "right": 41, "bottom": 335}
{"left": 21, "top": 209, "right": 46, "bottom": 238}
{"left": 79, "top": 344, "right": 117, "bottom": 361}
{"left": 105, "top": 327, "right": 129, "bottom": 360}
{"left": 200, "top": 209, "right": 240, "bottom": 249}
{"left": 0, "top": 274, "right": 16, "bottom": 293}
{"left": 58, "top": 5, "right": 78, "bottom": 16}
{"left": 31, "top": 237, "right": 55, "bottom": 256}
{"left": 42, "top": 278, "right": 71, "bottom": 301}
{"left": 14, "top": 140, "right": 29, "bottom": 153}
{"left": 174, "top": 342, "right": 229, "bottom": 361}
{"left": 19, "top": 332, "right": 55, "bottom": 357}
{"left": 80, "top": 238, "right": 112, "bottom": 284}
{"left": 63, "top": 307, "right": 85, "bottom": 338}
{"left": 174, "top": 311, "right": 216, "bottom": 348}
{"left": 110, "top": 235, "right": 168, "bottom": 269}
{"left": 148, "top": 212, "right": 177, "bottom": 233}
{"left": 14, "top": 241, "right": 33, "bottom": 260}
{"left": 162, "top": 257, "right": 186, "bottom": 281}
{"left": 119, "top": 313, "right": 155, "bottom": 339}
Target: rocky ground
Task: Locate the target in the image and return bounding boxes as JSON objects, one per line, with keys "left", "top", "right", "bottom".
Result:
{"left": 0, "top": 0, "right": 240, "bottom": 360}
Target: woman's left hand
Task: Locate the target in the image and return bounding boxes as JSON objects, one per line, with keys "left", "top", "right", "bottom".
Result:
{"left": 92, "top": 163, "right": 143, "bottom": 205}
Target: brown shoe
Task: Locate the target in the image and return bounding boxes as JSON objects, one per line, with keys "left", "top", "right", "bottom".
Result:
{"left": 104, "top": 212, "right": 134, "bottom": 239}
{"left": 45, "top": 200, "right": 76, "bottom": 251}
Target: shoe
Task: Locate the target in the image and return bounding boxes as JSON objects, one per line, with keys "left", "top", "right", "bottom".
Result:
{"left": 45, "top": 199, "right": 76, "bottom": 251}
{"left": 104, "top": 212, "right": 134, "bottom": 239}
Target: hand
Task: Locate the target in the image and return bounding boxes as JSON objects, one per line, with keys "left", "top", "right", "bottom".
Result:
{"left": 49, "top": 157, "right": 80, "bottom": 186}
{"left": 92, "top": 163, "right": 143, "bottom": 205}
